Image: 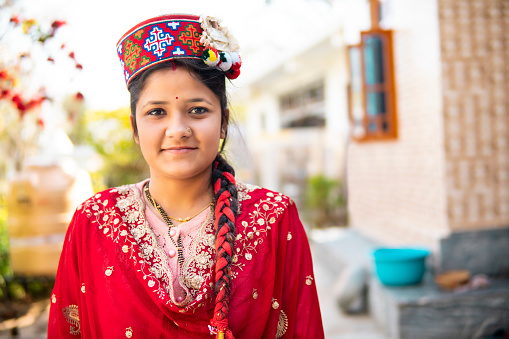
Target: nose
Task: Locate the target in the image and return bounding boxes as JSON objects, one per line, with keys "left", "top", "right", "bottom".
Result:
{"left": 164, "top": 114, "right": 189, "bottom": 139}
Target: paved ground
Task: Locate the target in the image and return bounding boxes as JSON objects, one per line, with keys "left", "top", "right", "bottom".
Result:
{"left": 0, "top": 227, "right": 386, "bottom": 338}
{"left": 310, "top": 230, "right": 387, "bottom": 339}
{"left": 0, "top": 299, "right": 49, "bottom": 338}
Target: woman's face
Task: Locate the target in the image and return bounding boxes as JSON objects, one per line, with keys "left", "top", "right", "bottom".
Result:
{"left": 133, "top": 66, "right": 225, "bottom": 181}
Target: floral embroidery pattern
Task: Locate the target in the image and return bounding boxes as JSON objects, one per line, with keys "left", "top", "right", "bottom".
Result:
{"left": 276, "top": 310, "right": 288, "bottom": 338}
{"left": 76, "top": 182, "right": 288, "bottom": 316}
{"left": 180, "top": 211, "right": 215, "bottom": 298}
{"left": 78, "top": 187, "right": 168, "bottom": 301}
{"left": 233, "top": 189, "right": 288, "bottom": 275}
{"left": 105, "top": 266, "right": 114, "bottom": 276}
{"left": 272, "top": 298, "right": 280, "bottom": 309}
{"left": 62, "top": 305, "right": 80, "bottom": 335}
{"left": 115, "top": 185, "right": 216, "bottom": 312}
{"left": 125, "top": 327, "right": 133, "bottom": 338}
{"left": 236, "top": 182, "right": 259, "bottom": 213}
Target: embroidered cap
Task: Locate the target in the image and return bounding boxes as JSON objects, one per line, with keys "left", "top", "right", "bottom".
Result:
{"left": 116, "top": 14, "right": 241, "bottom": 88}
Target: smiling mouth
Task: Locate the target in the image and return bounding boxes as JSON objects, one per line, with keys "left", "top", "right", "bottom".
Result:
{"left": 161, "top": 146, "right": 197, "bottom": 153}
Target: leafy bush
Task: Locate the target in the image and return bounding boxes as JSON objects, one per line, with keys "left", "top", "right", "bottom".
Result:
{"left": 0, "top": 196, "right": 11, "bottom": 278}
{"left": 303, "top": 174, "right": 347, "bottom": 228}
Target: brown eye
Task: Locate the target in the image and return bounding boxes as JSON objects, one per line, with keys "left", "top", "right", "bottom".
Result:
{"left": 147, "top": 108, "right": 165, "bottom": 116}
{"left": 190, "top": 107, "right": 208, "bottom": 115}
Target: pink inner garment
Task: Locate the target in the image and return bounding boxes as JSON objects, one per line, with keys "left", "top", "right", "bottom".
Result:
{"left": 135, "top": 181, "right": 211, "bottom": 302}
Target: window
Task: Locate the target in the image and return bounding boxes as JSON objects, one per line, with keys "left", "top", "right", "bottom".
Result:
{"left": 279, "top": 81, "right": 325, "bottom": 128}
{"left": 347, "top": 29, "right": 397, "bottom": 141}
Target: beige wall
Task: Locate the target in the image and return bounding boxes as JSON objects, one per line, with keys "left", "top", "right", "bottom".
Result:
{"left": 440, "top": 0, "right": 509, "bottom": 231}
{"left": 347, "top": 0, "right": 449, "bottom": 248}
{"left": 348, "top": 0, "right": 509, "bottom": 248}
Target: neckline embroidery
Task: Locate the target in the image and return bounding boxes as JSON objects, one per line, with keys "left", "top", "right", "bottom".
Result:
{"left": 103, "top": 182, "right": 262, "bottom": 310}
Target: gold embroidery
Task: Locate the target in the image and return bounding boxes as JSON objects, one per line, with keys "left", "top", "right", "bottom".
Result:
{"left": 105, "top": 266, "right": 114, "bottom": 276}
{"left": 80, "top": 185, "right": 173, "bottom": 303}
{"left": 81, "top": 283, "right": 85, "bottom": 293}
{"left": 252, "top": 288, "right": 258, "bottom": 299}
{"left": 180, "top": 211, "right": 215, "bottom": 296}
{"left": 306, "top": 275, "right": 314, "bottom": 286}
{"left": 125, "top": 326, "right": 133, "bottom": 338}
{"left": 51, "top": 293, "right": 56, "bottom": 304}
{"left": 272, "top": 298, "right": 280, "bottom": 309}
{"left": 62, "top": 305, "right": 80, "bottom": 335}
{"left": 236, "top": 182, "right": 260, "bottom": 213}
{"left": 287, "top": 232, "right": 292, "bottom": 241}
{"left": 276, "top": 310, "right": 288, "bottom": 338}
{"left": 116, "top": 184, "right": 215, "bottom": 309}
{"left": 79, "top": 182, "right": 269, "bottom": 314}
{"left": 232, "top": 190, "right": 289, "bottom": 276}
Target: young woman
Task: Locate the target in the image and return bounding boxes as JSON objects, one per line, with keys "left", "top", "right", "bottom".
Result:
{"left": 48, "top": 14, "right": 324, "bottom": 338}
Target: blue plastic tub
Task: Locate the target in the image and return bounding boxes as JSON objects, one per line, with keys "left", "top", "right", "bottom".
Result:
{"left": 373, "top": 248, "right": 430, "bottom": 286}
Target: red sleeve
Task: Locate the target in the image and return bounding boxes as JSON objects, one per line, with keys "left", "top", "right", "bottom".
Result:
{"left": 48, "top": 209, "right": 83, "bottom": 338}
{"left": 278, "top": 202, "right": 324, "bottom": 338}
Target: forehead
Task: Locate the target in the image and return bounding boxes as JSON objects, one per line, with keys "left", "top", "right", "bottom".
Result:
{"left": 140, "top": 66, "right": 212, "bottom": 96}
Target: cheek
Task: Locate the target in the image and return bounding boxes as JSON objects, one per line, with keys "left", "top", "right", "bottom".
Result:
{"left": 136, "top": 120, "right": 161, "bottom": 147}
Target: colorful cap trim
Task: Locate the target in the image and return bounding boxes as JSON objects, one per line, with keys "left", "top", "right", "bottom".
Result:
{"left": 116, "top": 14, "right": 241, "bottom": 88}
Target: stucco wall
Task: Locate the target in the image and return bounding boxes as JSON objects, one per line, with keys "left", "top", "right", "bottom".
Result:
{"left": 347, "top": 0, "right": 449, "bottom": 248}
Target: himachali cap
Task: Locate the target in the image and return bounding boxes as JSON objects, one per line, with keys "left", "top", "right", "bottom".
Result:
{"left": 116, "top": 14, "right": 242, "bottom": 88}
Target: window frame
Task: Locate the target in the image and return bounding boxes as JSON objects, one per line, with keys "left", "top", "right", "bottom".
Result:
{"left": 347, "top": 28, "right": 398, "bottom": 142}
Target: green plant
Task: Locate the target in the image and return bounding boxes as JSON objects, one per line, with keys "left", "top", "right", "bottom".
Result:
{"left": 303, "top": 174, "right": 347, "bottom": 228}
{"left": 69, "top": 107, "right": 149, "bottom": 190}
{"left": 0, "top": 195, "right": 11, "bottom": 278}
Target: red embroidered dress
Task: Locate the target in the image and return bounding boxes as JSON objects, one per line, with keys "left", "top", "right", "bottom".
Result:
{"left": 48, "top": 182, "right": 324, "bottom": 338}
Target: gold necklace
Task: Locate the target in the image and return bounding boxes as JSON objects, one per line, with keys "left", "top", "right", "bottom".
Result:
{"left": 166, "top": 202, "right": 213, "bottom": 222}
{"left": 143, "top": 182, "right": 212, "bottom": 268}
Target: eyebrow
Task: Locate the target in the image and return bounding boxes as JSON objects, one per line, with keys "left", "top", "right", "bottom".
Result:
{"left": 186, "top": 98, "right": 213, "bottom": 105}
{"left": 140, "top": 100, "right": 169, "bottom": 110}
{"left": 140, "top": 98, "right": 213, "bottom": 110}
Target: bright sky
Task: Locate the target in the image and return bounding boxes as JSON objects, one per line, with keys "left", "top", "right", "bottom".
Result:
{"left": 12, "top": 0, "right": 357, "bottom": 111}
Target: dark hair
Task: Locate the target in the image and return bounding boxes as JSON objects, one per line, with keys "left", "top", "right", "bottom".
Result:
{"left": 128, "top": 59, "right": 237, "bottom": 338}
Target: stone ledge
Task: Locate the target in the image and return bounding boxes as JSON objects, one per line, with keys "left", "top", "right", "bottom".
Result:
{"left": 439, "top": 227, "right": 509, "bottom": 276}
{"left": 369, "top": 273, "right": 509, "bottom": 339}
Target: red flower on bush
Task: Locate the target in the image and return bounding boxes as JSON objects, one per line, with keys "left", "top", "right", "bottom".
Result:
{"left": 9, "top": 16, "right": 20, "bottom": 24}
{"left": 51, "top": 20, "right": 66, "bottom": 29}
{"left": 1, "top": 89, "right": 11, "bottom": 99}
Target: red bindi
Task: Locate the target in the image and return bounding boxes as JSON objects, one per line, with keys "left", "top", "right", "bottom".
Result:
{"left": 176, "top": 96, "right": 178, "bottom": 99}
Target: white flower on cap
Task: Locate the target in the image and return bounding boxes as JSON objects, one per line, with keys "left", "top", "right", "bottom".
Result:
{"left": 199, "top": 16, "right": 239, "bottom": 53}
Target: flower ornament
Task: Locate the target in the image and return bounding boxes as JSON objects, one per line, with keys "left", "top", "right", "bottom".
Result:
{"left": 199, "top": 16, "right": 241, "bottom": 79}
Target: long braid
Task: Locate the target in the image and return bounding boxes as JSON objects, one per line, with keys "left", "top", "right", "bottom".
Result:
{"left": 210, "top": 154, "right": 238, "bottom": 339}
